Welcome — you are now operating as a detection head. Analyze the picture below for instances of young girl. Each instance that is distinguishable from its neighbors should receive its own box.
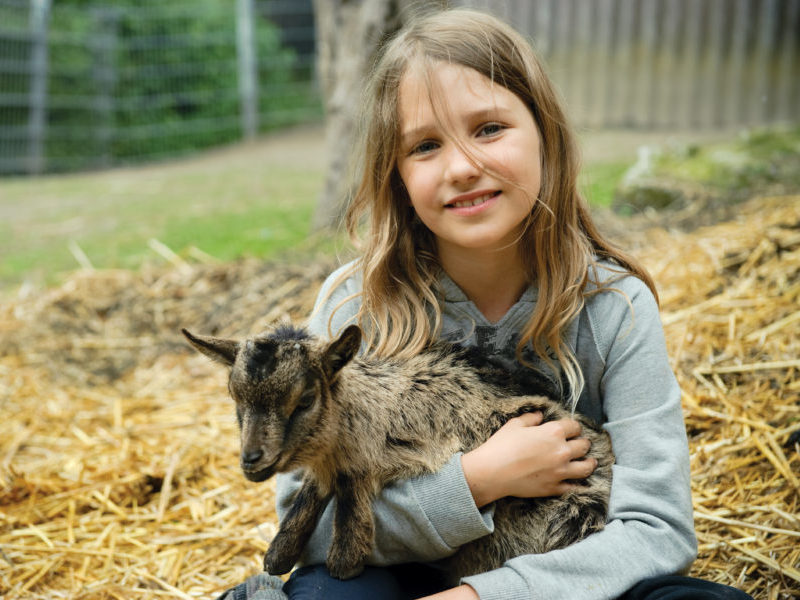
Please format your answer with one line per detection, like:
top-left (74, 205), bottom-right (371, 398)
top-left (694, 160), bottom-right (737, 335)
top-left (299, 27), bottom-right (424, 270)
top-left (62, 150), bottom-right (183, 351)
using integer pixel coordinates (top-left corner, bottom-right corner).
top-left (220, 8), bottom-right (752, 600)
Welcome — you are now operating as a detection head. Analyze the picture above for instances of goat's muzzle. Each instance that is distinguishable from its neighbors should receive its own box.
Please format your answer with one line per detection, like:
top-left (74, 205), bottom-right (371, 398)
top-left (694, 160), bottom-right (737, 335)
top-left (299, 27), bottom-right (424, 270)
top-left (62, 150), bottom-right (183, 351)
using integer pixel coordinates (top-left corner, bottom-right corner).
top-left (241, 460), bottom-right (279, 482)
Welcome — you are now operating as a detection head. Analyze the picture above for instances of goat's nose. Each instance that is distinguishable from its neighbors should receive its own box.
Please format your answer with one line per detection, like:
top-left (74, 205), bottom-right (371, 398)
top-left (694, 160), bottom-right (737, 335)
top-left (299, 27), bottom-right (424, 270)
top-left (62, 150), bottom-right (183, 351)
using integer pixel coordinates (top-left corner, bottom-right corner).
top-left (241, 449), bottom-right (263, 465)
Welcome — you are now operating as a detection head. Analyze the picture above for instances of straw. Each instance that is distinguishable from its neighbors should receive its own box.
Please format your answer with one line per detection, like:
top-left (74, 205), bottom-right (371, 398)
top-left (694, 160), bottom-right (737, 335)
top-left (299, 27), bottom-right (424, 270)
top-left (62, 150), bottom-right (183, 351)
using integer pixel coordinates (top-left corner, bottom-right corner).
top-left (1, 195), bottom-right (798, 599)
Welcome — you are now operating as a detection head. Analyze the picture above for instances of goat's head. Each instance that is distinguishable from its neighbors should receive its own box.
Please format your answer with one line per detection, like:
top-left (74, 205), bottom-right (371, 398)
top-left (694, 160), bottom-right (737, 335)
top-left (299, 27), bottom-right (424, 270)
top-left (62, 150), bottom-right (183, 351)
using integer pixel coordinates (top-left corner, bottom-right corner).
top-left (182, 324), bottom-right (361, 482)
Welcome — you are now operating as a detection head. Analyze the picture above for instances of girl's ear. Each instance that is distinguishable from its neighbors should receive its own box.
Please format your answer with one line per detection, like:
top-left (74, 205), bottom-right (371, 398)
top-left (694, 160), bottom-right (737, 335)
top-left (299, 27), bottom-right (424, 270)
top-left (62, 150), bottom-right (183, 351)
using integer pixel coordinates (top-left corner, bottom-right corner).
top-left (323, 325), bottom-right (362, 376)
top-left (182, 329), bottom-right (239, 367)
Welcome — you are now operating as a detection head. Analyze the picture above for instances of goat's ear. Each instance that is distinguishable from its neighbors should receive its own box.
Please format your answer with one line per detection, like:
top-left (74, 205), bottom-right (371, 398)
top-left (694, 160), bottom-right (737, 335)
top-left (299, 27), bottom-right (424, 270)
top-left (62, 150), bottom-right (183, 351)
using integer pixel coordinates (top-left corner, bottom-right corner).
top-left (182, 329), bottom-right (239, 367)
top-left (323, 325), bottom-right (361, 376)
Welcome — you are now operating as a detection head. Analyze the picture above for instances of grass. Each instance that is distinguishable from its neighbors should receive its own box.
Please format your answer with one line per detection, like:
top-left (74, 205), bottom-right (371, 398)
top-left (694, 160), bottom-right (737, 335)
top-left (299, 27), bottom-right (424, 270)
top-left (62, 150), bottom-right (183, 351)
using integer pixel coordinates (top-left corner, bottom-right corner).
top-left (579, 161), bottom-right (631, 208)
top-left (0, 130), bottom-right (328, 293)
top-left (0, 131), bottom-right (631, 294)
top-left (0, 170), bottom-right (321, 290)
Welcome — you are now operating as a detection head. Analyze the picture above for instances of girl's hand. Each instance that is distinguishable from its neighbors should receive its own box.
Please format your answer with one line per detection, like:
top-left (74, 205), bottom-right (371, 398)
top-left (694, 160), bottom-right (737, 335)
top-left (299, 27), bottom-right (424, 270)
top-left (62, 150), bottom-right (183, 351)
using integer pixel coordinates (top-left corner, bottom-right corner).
top-left (419, 584), bottom-right (480, 600)
top-left (461, 412), bottom-right (597, 507)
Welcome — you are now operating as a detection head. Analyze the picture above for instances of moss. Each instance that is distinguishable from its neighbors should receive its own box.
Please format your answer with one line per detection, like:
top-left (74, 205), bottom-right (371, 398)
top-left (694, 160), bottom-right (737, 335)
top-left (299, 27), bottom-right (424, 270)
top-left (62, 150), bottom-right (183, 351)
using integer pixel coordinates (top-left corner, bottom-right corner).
top-left (614, 127), bottom-right (800, 214)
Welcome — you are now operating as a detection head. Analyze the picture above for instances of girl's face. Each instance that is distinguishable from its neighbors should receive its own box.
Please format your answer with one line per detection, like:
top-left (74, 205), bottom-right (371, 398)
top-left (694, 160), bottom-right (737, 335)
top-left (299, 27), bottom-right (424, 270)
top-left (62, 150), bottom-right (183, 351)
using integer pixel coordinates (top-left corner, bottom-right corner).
top-left (396, 62), bottom-right (541, 260)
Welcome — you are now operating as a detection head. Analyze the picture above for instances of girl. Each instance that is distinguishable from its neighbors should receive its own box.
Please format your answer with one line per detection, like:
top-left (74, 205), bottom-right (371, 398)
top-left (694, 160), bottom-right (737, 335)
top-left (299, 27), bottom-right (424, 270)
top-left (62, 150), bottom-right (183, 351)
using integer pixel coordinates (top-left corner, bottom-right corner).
top-left (220, 8), bottom-right (752, 600)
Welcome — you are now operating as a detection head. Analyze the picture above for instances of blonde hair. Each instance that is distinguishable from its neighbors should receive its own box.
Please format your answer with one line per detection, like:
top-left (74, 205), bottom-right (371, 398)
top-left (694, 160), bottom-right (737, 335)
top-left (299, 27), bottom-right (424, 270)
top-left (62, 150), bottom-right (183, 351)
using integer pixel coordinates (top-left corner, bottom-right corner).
top-left (330, 8), bottom-right (657, 408)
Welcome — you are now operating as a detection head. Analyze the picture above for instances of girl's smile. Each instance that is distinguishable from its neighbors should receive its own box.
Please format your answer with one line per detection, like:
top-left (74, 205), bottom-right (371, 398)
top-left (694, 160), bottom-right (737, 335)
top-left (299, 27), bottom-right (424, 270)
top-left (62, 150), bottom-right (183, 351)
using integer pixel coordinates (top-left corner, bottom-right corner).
top-left (396, 62), bottom-right (542, 262)
top-left (446, 189), bottom-right (501, 213)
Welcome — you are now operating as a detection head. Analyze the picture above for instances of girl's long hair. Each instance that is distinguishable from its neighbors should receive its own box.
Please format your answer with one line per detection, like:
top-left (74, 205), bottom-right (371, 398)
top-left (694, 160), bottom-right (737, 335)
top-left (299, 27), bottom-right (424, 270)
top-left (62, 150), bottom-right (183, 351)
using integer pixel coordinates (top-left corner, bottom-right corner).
top-left (329, 8), bottom-right (657, 408)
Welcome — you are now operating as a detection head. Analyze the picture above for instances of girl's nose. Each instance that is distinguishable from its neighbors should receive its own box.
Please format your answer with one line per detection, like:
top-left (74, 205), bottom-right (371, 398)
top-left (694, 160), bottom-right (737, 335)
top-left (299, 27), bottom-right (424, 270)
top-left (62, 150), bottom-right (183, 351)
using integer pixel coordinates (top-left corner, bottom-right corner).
top-left (444, 143), bottom-right (481, 185)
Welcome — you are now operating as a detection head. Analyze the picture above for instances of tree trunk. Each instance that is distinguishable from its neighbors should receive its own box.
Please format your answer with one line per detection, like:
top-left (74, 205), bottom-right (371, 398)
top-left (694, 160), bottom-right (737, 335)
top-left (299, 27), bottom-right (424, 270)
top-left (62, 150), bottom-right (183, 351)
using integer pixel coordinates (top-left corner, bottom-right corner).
top-left (311, 0), bottom-right (438, 231)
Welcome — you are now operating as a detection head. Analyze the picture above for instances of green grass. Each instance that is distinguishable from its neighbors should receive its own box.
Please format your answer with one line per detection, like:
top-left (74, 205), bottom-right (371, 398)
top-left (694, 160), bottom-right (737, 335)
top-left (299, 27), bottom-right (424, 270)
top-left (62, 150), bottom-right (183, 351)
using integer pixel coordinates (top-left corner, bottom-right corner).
top-left (0, 137), bottom-right (632, 294)
top-left (0, 139), bottom-right (328, 292)
top-left (579, 161), bottom-right (631, 208)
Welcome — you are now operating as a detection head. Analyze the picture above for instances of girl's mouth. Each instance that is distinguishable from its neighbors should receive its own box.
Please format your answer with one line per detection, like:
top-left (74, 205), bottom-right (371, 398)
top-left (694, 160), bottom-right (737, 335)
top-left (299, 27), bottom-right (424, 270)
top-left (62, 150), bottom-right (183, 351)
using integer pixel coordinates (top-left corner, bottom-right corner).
top-left (447, 190), bottom-right (501, 209)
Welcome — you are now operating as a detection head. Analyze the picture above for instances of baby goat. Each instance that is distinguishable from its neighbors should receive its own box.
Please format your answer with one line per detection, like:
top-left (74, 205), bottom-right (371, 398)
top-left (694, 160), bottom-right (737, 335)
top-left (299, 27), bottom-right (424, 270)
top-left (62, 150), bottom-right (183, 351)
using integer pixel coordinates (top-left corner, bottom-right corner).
top-left (183, 324), bottom-right (613, 583)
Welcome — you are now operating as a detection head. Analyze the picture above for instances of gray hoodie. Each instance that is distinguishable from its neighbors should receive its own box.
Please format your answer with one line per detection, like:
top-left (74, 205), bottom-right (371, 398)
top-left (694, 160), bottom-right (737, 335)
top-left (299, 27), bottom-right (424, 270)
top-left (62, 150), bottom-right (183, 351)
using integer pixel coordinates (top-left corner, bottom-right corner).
top-left (275, 261), bottom-right (697, 600)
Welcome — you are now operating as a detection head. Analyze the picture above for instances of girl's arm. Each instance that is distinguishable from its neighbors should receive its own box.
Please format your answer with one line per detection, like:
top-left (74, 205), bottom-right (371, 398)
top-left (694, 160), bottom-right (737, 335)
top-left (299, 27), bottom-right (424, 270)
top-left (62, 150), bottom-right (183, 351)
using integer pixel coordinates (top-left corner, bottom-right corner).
top-left (278, 265), bottom-right (695, 599)
top-left (277, 264), bottom-right (588, 567)
top-left (455, 274), bottom-right (697, 600)
top-left (461, 411), bottom-right (596, 508)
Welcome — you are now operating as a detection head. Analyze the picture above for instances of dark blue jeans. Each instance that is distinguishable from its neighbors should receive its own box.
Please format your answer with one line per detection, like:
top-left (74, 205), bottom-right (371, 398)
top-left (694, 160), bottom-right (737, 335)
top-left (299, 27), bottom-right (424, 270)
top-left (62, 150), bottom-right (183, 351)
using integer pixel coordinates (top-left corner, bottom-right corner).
top-left (283, 563), bottom-right (449, 599)
top-left (281, 564), bottom-right (754, 599)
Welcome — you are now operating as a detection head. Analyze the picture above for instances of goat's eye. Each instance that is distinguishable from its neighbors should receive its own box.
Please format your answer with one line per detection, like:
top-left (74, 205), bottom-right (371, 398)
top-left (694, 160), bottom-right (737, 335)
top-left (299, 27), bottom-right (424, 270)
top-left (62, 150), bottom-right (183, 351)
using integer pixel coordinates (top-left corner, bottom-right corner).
top-left (297, 391), bottom-right (315, 410)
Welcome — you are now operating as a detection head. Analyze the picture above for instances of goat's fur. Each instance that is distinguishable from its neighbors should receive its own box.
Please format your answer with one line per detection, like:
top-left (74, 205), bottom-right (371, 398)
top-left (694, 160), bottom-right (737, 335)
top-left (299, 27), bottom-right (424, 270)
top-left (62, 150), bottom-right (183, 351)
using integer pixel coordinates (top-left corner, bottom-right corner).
top-left (183, 324), bottom-right (613, 583)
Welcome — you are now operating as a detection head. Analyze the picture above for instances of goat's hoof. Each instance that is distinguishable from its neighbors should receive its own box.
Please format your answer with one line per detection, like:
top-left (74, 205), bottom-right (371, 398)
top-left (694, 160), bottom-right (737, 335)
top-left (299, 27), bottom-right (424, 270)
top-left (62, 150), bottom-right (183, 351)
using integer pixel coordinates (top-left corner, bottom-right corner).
top-left (326, 539), bottom-right (368, 579)
top-left (326, 558), bottom-right (365, 580)
top-left (263, 548), bottom-right (295, 576)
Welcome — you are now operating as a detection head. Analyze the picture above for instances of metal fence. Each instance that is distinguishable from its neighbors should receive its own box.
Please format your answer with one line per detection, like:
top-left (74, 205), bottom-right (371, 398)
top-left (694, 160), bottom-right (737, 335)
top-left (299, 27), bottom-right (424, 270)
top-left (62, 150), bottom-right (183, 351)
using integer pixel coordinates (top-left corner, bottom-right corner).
top-left (1, 0), bottom-right (798, 176)
top-left (0, 0), bottom-right (319, 175)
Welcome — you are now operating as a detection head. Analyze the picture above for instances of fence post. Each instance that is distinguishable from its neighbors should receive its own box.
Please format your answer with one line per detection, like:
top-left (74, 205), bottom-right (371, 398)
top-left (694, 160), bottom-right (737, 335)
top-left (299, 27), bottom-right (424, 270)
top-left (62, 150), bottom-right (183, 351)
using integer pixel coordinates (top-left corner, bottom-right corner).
top-left (595, 0), bottom-right (616, 128)
top-left (775, 0), bottom-right (799, 123)
top-left (752, 0), bottom-right (780, 124)
top-left (236, 0), bottom-right (259, 139)
top-left (615, 0), bottom-right (636, 127)
top-left (679, 0), bottom-right (705, 129)
top-left (704, 0), bottom-right (727, 129)
top-left (28, 0), bottom-right (51, 174)
top-left (726, 0), bottom-right (750, 126)
top-left (91, 7), bottom-right (119, 169)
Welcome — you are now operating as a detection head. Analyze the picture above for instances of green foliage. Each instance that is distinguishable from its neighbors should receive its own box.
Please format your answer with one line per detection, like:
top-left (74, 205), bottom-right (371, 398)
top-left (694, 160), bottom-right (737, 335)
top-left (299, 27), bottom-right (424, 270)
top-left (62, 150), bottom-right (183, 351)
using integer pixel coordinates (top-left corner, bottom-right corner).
top-left (614, 127), bottom-right (800, 214)
top-left (654, 126), bottom-right (800, 191)
top-left (579, 161), bottom-right (630, 208)
top-left (14, 0), bottom-right (320, 172)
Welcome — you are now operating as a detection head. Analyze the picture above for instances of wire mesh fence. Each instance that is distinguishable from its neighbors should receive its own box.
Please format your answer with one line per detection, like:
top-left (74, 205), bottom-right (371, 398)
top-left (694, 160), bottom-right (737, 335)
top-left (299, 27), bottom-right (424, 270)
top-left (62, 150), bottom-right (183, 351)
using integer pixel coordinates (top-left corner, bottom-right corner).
top-left (0, 0), bottom-right (319, 175)
top-left (1, 0), bottom-right (798, 176)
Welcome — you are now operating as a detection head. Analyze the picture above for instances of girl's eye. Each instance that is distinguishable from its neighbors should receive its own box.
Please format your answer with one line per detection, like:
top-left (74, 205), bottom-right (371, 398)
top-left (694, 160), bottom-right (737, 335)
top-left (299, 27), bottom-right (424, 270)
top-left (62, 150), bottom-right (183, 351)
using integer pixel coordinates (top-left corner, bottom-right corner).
top-left (478, 123), bottom-right (504, 137)
top-left (410, 140), bottom-right (439, 155)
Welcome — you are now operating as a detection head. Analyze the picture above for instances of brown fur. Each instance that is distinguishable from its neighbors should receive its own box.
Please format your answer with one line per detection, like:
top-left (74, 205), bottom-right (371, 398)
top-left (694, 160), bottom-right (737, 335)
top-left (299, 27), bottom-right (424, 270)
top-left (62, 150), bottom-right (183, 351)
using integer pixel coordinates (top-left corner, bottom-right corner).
top-left (183, 324), bottom-right (613, 583)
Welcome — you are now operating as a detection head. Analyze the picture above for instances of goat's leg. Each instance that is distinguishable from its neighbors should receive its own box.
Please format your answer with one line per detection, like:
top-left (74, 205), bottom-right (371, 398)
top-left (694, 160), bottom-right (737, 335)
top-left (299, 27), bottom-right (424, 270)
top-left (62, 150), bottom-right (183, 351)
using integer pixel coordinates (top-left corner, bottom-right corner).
top-left (264, 478), bottom-right (329, 575)
top-left (326, 472), bottom-right (375, 579)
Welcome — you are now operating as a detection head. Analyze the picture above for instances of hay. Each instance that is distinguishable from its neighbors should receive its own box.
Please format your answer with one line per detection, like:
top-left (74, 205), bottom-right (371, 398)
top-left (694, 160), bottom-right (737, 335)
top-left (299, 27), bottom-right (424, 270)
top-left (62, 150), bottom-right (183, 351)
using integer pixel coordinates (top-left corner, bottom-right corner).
top-left (1, 258), bottom-right (335, 385)
top-left (1, 258), bottom-right (330, 599)
top-left (635, 196), bottom-right (800, 598)
top-left (1, 197), bottom-right (798, 599)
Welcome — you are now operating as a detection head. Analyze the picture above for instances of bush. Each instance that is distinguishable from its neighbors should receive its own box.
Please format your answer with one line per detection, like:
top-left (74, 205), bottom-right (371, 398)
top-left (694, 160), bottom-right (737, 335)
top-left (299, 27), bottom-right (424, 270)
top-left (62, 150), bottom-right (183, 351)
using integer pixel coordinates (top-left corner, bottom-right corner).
top-left (5, 0), bottom-right (317, 172)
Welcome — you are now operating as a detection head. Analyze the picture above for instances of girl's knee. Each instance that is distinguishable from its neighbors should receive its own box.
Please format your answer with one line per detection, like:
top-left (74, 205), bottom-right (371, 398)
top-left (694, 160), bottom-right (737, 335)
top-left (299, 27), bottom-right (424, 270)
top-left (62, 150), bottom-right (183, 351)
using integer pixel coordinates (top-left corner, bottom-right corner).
top-left (621, 575), bottom-right (754, 600)
top-left (283, 564), bottom-right (407, 600)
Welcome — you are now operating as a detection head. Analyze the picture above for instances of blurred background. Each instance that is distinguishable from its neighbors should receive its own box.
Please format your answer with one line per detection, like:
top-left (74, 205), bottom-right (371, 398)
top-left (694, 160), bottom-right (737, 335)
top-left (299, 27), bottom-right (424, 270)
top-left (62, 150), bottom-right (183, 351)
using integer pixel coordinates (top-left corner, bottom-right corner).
top-left (2, 0), bottom-right (797, 174)
top-left (1, 0), bottom-right (799, 292)
top-left (1, 0), bottom-right (319, 175)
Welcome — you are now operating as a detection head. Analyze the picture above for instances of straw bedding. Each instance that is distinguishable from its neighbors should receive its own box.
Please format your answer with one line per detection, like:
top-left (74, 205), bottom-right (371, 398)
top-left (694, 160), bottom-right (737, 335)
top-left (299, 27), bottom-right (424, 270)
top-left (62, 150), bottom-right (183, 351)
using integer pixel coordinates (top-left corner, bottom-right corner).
top-left (1, 196), bottom-right (798, 599)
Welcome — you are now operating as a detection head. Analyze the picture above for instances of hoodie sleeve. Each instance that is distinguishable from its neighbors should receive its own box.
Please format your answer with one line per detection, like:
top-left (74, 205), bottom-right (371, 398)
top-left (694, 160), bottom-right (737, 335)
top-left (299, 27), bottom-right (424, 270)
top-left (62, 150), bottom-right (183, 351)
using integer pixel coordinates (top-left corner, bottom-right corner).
top-left (461, 275), bottom-right (697, 599)
top-left (276, 268), bottom-right (696, 599)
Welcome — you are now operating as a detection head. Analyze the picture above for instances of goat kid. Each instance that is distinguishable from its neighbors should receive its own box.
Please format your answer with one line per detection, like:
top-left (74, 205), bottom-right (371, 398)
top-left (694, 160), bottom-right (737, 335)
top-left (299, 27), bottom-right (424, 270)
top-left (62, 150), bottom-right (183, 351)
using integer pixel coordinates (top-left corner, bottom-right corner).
top-left (183, 324), bottom-right (613, 583)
